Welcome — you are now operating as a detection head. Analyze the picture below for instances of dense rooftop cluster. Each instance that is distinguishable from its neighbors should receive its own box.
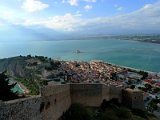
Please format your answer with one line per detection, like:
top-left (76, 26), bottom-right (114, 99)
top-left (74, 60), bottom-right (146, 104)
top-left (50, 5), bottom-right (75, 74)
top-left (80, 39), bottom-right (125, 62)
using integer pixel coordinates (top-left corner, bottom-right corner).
top-left (62, 61), bottom-right (123, 85)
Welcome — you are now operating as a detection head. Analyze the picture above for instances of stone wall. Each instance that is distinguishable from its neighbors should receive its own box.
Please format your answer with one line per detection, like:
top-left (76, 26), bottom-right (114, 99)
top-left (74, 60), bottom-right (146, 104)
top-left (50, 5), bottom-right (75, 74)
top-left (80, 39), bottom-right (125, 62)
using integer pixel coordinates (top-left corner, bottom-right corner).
top-left (109, 85), bottom-right (123, 103)
top-left (0, 96), bottom-right (42, 120)
top-left (102, 84), bottom-right (111, 101)
top-left (70, 84), bottom-right (123, 107)
top-left (0, 83), bottom-right (144, 120)
top-left (0, 84), bottom-right (71, 120)
top-left (70, 84), bottom-right (103, 106)
top-left (41, 84), bottom-right (71, 120)
top-left (131, 92), bottom-right (145, 110)
top-left (122, 88), bottom-right (145, 110)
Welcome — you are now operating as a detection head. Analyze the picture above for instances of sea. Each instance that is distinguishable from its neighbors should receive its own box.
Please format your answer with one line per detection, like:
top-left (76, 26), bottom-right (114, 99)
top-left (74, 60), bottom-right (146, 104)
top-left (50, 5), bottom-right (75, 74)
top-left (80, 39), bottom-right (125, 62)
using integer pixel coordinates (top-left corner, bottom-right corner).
top-left (0, 39), bottom-right (160, 73)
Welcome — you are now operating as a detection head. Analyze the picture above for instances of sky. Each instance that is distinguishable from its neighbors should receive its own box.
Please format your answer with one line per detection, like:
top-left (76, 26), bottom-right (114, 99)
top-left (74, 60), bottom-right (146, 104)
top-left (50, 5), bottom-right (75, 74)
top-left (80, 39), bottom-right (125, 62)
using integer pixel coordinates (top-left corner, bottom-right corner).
top-left (0, 0), bottom-right (160, 41)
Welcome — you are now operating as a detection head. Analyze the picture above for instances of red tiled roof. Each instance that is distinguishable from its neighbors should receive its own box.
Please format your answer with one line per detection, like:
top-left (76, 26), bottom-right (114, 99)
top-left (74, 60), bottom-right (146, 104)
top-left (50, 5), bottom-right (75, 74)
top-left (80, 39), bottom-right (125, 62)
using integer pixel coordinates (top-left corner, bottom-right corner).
top-left (144, 79), bottom-right (153, 84)
top-left (155, 83), bottom-right (160, 87)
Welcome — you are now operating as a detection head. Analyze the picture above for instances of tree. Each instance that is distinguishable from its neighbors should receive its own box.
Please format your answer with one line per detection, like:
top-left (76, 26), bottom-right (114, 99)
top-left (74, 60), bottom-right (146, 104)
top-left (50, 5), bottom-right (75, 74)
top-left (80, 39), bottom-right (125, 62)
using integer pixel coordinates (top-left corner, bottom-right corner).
top-left (147, 99), bottom-right (158, 112)
top-left (144, 84), bottom-right (152, 90)
top-left (139, 71), bottom-right (148, 80)
top-left (111, 73), bottom-right (118, 80)
top-left (130, 85), bottom-right (135, 89)
top-left (0, 71), bottom-right (18, 101)
top-left (153, 87), bottom-right (160, 93)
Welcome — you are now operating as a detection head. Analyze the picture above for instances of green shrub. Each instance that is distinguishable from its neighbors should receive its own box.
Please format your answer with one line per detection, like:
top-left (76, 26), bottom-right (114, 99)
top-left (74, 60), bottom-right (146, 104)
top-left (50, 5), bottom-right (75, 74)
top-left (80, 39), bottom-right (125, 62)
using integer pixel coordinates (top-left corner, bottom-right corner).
top-left (15, 78), bottom-right (39, 95)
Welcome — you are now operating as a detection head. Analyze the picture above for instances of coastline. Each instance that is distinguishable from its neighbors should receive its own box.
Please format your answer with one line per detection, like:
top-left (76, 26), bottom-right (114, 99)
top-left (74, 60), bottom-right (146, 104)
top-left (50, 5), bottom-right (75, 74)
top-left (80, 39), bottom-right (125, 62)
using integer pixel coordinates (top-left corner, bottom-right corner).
top-left (64, 59), bottom-right (159, 74)
top-left (134, 40), bottom-right (160, 44)
top-left (102, 61), bottom-right (157, 74)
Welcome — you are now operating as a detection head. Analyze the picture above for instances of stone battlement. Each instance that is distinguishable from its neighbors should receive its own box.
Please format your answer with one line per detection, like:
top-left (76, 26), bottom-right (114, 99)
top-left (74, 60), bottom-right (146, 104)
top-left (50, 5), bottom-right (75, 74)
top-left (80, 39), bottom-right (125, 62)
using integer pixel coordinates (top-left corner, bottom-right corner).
top-left (0, 83), bottom-right (144, 120)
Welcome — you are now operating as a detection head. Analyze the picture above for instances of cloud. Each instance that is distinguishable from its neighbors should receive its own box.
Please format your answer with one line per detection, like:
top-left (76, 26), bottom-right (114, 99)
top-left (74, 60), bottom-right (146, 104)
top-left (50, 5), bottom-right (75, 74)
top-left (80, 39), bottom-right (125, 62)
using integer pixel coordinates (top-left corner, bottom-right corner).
top-left (114, 4), bottom-right (123, 11)
top-left (44, 13), bottom-right (81, 31)
top-left (10, 1), bottom-right (160, 34)
top-left (0, 9), bottom-right (15, 21)
top-left (63, 0), bottom-right (96, 6)
top-left (22, 0), bottom-right (49, 12)
top-left (84, 5), bottom-right (92, 11)
top-left (0, 6), bottom-right (24, 24)
top-left (88, 2), bottom-right (160, 32)
top-left (84, 0), bottom-right (96, 3)
top-left (20, 13), bottom-right (84, 31)
top-left (143, 4), bottom-right (152, 9)
top-left (67, 0), bottom-right (78, 6)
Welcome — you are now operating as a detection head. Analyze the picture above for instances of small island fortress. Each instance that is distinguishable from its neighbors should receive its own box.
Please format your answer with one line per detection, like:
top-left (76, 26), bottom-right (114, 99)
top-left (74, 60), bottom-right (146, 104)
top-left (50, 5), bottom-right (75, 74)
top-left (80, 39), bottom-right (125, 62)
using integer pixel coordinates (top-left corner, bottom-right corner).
top-left (0, 83), bottom-right (144, 120)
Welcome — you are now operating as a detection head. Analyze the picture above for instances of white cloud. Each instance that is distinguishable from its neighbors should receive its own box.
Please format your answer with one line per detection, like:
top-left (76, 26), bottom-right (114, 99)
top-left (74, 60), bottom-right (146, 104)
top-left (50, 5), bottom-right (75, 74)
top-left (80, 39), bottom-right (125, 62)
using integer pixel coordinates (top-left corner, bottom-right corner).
top-left (84, 0), bottom-right (96, 3)
top-left (84, 5), bottom-right (92, 11)
top-left (143, 4), bottom-right (152, 9)
top-left (10, 2), bottom-right (160, 33)
top-left (89, 2), bottom-right (160, 32)
top-left (67, 0), bottom-right (78, 6)
top-left (114, 4), bottom-right (123, 11)
top-left (0, 6), bottom-right (24, 23)
top-left (63, 0), bottom-right (96, 6)
top-left (22, 0), bottom-right (49, 12)
top-left (44, 13), bottom-right (79, 31)
top-left (20, 13), bottom-right (83, 31)
top-left (0, 10), bottom-right (15, 21)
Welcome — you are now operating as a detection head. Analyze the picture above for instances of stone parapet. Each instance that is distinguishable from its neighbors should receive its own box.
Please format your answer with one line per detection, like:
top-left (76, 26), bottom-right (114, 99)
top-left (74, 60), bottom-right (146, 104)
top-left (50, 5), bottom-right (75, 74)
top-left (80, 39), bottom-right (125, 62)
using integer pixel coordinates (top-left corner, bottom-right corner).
top-left (0, 83), bottom-right (144, 120)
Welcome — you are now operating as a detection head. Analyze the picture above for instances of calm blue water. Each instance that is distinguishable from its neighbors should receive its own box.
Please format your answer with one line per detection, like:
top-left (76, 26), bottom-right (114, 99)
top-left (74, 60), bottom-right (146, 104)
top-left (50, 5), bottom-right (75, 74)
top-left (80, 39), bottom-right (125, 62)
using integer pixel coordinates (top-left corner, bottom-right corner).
top-left (0, 39), bottom-right (160, 72)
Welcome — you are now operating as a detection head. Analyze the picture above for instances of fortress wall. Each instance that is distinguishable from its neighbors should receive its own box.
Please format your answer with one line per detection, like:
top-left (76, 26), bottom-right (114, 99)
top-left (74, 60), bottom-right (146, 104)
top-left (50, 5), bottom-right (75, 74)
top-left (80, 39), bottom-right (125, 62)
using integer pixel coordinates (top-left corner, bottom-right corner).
top-left (109, 85), bottom-right (123, 103)
top-left (41, 84), bottom-right (71, 120)
top-left (0, 84), bottom-right (71, 120)
top-left (122, 89), bottom-right (132, 108)
top-left (131, 92), bottom-right (145, 110)
top-left (102, 84), bottom-right (110, 101)
top-left (0, 96), bottom-right (42, 120)
top-left (70, 84), bottom-right (103, 106)
top-left (0, 83), bottom-right (145, 120)
top-left (122, 89), bottom-right (145, 110)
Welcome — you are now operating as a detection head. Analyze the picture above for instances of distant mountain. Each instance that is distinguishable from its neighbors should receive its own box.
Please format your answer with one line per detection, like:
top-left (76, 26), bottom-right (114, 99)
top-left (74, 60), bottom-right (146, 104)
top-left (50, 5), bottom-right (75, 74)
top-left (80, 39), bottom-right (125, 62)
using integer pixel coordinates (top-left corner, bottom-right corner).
top-left (0, 25), bottom-right (65, 41)
top-left (1, 24), bottom-right (160, 41)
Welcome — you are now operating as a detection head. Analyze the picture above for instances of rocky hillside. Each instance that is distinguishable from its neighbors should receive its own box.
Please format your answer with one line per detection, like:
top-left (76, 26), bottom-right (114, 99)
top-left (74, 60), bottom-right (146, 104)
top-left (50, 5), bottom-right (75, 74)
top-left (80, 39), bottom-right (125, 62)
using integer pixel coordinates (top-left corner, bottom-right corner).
top-left (0, 55), bottom-right (63, 79)
top-left (0, 55), bottom-right (64, 95)
top-left (0, 56), bottom-right (27, 77)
